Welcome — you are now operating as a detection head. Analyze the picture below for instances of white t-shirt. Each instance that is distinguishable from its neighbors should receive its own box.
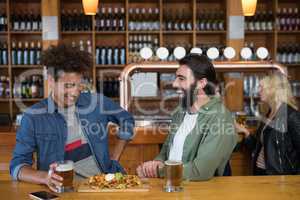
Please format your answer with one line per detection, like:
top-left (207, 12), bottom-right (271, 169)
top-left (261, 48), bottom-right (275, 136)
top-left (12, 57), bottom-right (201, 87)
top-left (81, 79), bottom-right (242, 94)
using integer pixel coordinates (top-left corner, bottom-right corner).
top-left (168, 112), bottom-right (199, 161)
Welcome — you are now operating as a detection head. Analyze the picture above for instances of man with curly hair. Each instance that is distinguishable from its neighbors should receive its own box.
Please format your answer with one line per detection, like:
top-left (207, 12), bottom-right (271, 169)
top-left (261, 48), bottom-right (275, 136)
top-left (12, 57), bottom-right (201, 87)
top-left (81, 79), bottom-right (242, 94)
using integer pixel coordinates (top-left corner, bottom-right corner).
top-left (10, 44), bottom-right (134, 192)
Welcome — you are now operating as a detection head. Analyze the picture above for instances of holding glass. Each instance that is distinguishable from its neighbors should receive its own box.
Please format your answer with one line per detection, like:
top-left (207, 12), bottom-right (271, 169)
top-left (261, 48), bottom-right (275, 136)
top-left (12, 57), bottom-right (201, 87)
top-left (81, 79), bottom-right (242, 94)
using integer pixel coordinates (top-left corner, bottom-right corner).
top-left (53, 160), bottom-right (74, 193)
top-left (164, 160), bottom-right (183, 192)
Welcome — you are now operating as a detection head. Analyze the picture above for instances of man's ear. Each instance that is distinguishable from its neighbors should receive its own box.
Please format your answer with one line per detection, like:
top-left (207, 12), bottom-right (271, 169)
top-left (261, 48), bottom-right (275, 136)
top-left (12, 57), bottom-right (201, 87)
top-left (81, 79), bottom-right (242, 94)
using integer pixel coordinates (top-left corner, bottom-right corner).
top-left (197, 78), bottom-right (208, 89)
top-left (47, 74), bottom-right (55, 91)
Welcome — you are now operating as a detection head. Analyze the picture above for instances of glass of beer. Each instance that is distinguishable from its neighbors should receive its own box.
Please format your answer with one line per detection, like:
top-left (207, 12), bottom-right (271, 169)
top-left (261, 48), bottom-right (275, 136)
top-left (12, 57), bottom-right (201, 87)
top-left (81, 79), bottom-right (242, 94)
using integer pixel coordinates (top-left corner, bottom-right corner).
top-left (54, 160), bottom-right (74, 193)
top-left (236, 111), bottom-right (247, 126)
top-left (164, 160), bottom-right (183, 192)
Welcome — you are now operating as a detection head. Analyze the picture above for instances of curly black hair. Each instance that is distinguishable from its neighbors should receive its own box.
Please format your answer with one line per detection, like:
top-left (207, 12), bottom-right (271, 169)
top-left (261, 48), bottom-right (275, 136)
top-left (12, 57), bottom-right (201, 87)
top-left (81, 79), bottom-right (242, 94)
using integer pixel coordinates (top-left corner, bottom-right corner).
top-left (40, 43), bottom-right (93, 80)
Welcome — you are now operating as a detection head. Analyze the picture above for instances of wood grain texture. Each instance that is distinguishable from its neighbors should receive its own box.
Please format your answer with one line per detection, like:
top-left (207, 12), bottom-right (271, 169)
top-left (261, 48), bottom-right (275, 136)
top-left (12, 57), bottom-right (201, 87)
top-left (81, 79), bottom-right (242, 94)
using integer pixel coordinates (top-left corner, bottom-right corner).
top-left (0, 176), bottom-right (300, 200)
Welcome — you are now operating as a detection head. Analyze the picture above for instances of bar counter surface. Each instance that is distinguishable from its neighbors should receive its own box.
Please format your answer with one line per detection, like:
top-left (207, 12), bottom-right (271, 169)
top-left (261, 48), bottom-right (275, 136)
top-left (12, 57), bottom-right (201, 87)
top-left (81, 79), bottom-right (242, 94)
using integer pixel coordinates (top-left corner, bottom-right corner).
top-left (0, 176), bottom-right (299, 200)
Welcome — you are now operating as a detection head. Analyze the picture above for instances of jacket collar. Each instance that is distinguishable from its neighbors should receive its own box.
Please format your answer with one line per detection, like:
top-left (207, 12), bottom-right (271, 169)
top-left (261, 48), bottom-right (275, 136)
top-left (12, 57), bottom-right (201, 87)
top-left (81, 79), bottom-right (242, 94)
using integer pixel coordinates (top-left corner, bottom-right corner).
top-left (177, 96), bottom-right (221, 115)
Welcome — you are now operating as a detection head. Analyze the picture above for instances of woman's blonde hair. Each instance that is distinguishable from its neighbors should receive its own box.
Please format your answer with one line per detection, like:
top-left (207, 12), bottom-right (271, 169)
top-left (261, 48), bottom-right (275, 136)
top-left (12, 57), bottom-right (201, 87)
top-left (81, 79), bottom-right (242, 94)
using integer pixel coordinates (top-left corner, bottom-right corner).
top-left (260, 72), bottom-right (298, 112)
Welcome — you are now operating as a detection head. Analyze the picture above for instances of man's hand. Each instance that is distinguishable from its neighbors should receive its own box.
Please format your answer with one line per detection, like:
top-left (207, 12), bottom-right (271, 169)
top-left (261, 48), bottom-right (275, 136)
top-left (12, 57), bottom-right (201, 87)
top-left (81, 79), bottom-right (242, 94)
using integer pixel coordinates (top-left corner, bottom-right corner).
top-left (44, 163), bottom-right (63, 193)
top-left (136, 160), bottom-right (164, 178)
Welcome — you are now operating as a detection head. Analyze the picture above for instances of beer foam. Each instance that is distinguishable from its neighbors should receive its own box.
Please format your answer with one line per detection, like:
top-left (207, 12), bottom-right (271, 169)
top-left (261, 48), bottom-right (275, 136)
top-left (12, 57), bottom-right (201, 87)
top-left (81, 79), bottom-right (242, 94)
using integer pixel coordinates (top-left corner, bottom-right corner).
top-left (55, 161), bottom-right (74, 172)
top-left (164, 160), bottom-right (182, 166)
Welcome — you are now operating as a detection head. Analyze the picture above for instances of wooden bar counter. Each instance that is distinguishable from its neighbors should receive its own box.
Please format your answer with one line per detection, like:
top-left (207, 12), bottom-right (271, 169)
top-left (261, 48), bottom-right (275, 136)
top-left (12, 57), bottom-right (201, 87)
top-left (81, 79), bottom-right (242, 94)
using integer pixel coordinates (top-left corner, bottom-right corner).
top-left (0, 176), bottom-right (299, 200)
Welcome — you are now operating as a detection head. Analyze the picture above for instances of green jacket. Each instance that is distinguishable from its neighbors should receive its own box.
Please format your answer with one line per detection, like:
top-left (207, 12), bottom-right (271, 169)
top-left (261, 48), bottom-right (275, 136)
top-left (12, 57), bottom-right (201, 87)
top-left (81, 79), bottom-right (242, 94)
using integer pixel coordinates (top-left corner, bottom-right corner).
top-left (155, 96), bottom-right (238, 181)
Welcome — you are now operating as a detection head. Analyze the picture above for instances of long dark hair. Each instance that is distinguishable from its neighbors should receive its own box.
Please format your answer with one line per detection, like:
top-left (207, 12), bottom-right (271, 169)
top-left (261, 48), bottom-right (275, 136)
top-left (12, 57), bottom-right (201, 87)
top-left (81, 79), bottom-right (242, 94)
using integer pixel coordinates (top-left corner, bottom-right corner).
top-left (179, 53), bottom-right (218, 95)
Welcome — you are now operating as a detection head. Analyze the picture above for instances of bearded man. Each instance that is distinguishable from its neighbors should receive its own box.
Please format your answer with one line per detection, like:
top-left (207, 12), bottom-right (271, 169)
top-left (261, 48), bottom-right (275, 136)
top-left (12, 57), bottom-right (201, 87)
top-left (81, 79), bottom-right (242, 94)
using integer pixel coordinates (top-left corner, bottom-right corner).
top-left (136, 54), bottom-right (237, 181)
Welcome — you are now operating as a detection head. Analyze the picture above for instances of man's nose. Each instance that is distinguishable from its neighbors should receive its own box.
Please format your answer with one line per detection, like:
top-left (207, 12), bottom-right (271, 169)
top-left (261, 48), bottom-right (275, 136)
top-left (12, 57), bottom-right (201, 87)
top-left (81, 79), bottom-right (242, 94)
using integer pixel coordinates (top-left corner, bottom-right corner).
top-left (173, 79), bottom-right (179, 88)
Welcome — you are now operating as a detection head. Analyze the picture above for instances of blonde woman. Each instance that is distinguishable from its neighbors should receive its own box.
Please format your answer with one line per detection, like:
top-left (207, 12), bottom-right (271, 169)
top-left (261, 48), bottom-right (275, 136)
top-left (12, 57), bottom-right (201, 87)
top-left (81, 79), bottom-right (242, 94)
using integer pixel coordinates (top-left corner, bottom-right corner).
top-left (242, 73), bottom-right (300, 175)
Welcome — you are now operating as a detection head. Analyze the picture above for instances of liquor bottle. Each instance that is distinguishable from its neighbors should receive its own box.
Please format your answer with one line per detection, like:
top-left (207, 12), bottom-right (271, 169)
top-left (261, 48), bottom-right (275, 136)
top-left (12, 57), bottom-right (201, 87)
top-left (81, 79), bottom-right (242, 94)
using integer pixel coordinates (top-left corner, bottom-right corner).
top-left (95, 45), bottom-right (100, 65)
top-left (36, 41), bottom-right (41, 65)
top-left (5, 77), bottom-right (10, 98)
top-left (66, 9), bottom-right (73, 31)
top-left (26, 10), bottom-right (32, 31)
top-left (1, 43), bottom-right (8, 65)
top-left (107, 45), bottom-right (113, 65)
top-left (128, 8), bottom-right (136, 30)
top-left (280, 8), bottom-right (288, 31)
top-left (20, 77), bottom-right (27, 98)
top-left (266, 10), bottom-right (273, 31)
top-left (100, 44), bottom-right (107, 65)
top-left (296, 8), bottom-right (300, 30)
top-left (19, 11), bottom-right (26, 31)
top-left (218, 11), bottom-right (225, 30)
top-left (23, 41), bottom-right (29, 65)
top-left (13, 76), bottom-right (21, 98)
top-left (29, 41), bottom-right (36, 65)
top-left (173, 9), bottom-right (180, 31)
top-left (26, 77), bottom-right (32, 98)
top-left (205, 10), bottom-right (212, 30)
top-left (17, 41), bottom-right (23, 65)
top-left (120, 43), bottom-right (126, 65)
top-left (61, 9), bottom-right (67, 31)
top-left (11, 12), bottom-right (19, 31)
top-left (31, 76), bottom-right (38, 98)
top-left (79, 40), bottom-right (84, 51)
top-left (105, 7), bottom-right (112, 31)
top-left (118, 7), bottom-right (125, 31)
top-left (0, 76), bottom-right (5, 98)
top-left (197, 9), bottom-right (205, 30)
top-left (113, 44), bottom-right (119, 65)
top-left (32, 11), bottom-right (39, 31)
top-left (38, 76), bottom-right (44, 98)
top-left (100, 7), bottom-right (106, 31)
top-left (164, 9), bottom-right (173, 30)
top-left (112, 7), bottom-right (118, 31)
top-left (11, 42), bottom-right (17, 65)
top-left (0, 10), bottom-right (7, 31)
top-left (86, 40), bottom-right (92, 54)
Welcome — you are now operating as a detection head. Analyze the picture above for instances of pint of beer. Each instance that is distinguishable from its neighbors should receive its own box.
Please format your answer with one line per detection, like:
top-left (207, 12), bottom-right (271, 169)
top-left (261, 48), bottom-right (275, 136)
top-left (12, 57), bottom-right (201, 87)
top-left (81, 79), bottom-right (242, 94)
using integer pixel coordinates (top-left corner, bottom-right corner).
top-left (54, 160), bottom-right (74, 192)
top-left (164, 160), bottom-right (183, 192)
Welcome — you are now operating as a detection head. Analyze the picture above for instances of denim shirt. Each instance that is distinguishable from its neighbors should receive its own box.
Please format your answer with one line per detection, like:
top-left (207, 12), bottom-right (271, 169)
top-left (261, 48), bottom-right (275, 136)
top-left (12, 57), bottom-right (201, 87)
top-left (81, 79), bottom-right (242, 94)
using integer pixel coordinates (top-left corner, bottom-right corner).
top-left (10, 92), bottom-right (135, 180)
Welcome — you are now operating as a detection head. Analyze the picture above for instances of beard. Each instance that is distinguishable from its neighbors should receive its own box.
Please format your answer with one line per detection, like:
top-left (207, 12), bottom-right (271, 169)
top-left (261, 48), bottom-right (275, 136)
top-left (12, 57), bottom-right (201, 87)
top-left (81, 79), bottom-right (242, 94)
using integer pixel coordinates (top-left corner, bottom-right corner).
top-left (180, 83), bottom-right (197, 110)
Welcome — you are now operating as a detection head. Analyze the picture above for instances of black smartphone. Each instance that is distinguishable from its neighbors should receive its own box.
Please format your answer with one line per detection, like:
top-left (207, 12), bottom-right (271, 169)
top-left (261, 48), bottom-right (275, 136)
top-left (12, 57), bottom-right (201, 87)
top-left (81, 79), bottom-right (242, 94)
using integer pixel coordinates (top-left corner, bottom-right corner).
top-left (29, 191), bottom-right (59, 200)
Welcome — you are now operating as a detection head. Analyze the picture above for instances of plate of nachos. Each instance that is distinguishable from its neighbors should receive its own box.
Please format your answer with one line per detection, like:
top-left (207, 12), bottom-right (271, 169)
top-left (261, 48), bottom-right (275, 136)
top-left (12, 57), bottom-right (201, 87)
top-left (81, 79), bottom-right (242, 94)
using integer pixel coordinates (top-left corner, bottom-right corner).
top-left (77, 173), bottom-right (149, 192)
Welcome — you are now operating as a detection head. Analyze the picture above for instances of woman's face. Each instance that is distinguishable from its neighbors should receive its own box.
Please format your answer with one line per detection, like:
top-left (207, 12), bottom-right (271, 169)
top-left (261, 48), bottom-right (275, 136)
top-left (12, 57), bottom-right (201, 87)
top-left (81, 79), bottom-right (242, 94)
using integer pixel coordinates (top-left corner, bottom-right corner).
top-left (259, 81), bottom-right (268, 103)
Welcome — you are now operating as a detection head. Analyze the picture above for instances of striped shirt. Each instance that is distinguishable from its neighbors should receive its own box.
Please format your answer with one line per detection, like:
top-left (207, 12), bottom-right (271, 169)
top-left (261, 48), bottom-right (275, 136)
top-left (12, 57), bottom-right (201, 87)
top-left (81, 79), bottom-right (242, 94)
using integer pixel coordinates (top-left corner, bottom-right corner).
top-left (59, 106), bottom-right (101, 179)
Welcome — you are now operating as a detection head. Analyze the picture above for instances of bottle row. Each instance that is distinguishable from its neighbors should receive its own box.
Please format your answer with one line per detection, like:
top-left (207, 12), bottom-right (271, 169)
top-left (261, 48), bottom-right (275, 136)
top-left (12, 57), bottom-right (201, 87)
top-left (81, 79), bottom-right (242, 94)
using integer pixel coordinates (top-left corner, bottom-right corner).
top-left (243, 75), bottom-right (260, 98)
top-left (96, 7), bottom-right (125, 31)
top-left (276, 8), bottom-right (300, 31)
top-left (71, 40), bottom-right (92, 54)
top-left (129, 7), bottom-right (159, 31)
top-left (61, 9), bottom-right (92, 31)
top-left (291, 81), bottom-right (300, 97)
top-left (13, 75), bottom-right (44, 99)
top-left (95, 44), bottom-right (126, 65)
top-left (0, 76), bottom-right (10, 98)
top-left (277, 44), bottom-right (300, 64)
top-left (11, 41), bottom-right (42, 65)
top-left (10, 11), bottom-right (42, 32)
top-left (0, 11), bottom-right (7, 32)
top-left (196, 10), bottom-right (225, 31)
top-left (245, 10), bottom-right (274, 31)
top-left (0, 75), bottom-right (44, 99)
top-left (96, 77), bottom-right (120, 98)
top-left (128, 34), bottom-right (159, 63)
top-left (60, 7), bottom-right (225, 32)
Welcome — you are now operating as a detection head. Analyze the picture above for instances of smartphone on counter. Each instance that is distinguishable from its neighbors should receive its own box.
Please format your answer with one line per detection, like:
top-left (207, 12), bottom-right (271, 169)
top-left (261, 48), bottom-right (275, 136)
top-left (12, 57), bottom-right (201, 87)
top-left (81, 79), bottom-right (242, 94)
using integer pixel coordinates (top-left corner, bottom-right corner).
top-left (29, 191), bottom-right (59, 200)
